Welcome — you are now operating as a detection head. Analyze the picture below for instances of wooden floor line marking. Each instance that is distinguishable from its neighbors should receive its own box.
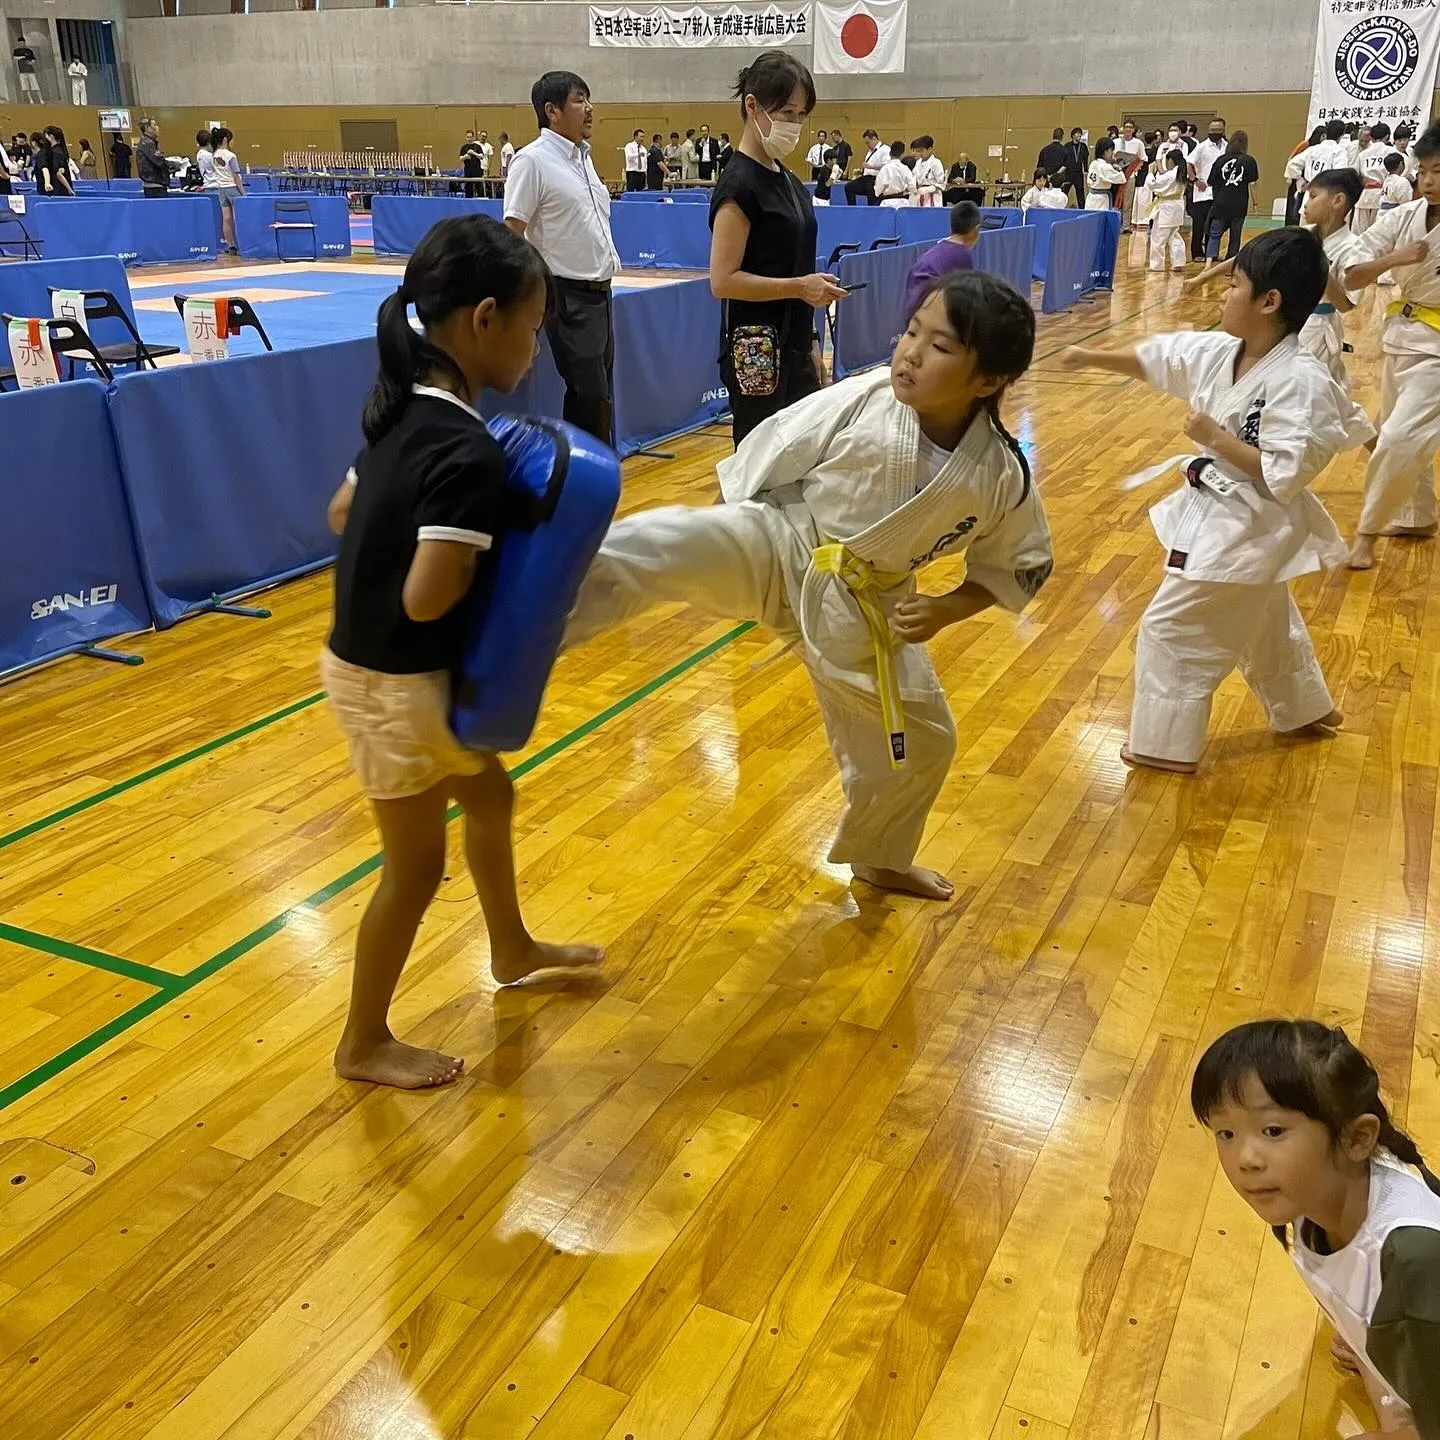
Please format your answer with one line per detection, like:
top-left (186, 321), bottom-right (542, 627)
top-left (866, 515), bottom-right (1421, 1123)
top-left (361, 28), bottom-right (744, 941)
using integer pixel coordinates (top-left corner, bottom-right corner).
top-left (0, 621), bottom-right (755, 1117)
top-left (0, 922), bottom-right (178, 991)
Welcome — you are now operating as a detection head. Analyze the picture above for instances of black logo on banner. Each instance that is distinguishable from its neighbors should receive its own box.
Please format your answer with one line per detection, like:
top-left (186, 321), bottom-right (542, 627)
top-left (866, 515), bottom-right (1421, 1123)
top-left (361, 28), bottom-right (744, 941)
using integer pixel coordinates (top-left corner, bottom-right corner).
top-left (1335, 18), bottom-right (1420, 102)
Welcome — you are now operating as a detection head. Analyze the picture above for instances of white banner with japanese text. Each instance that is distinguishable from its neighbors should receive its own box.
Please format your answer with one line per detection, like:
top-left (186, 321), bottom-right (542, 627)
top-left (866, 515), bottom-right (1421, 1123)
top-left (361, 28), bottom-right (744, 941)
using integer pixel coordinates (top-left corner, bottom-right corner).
top-left (589, 3), bottom-right (811, 47)
top-left (1307, 0), bottom-right (1440, 133)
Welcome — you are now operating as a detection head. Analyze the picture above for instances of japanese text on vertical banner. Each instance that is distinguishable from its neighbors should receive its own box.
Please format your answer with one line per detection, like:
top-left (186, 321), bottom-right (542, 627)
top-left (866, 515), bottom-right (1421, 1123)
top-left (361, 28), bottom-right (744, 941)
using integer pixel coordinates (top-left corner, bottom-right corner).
top-left (1307, 0), bottom-right (1440, 131)
top-left (589, 3), bottom-right (811, 46)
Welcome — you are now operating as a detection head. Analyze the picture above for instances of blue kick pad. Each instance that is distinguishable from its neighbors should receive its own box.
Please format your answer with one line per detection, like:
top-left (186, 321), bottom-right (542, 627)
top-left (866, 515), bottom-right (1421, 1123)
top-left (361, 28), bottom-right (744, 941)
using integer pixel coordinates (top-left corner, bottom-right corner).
top-left (450, 417), bottom-right (621, 752)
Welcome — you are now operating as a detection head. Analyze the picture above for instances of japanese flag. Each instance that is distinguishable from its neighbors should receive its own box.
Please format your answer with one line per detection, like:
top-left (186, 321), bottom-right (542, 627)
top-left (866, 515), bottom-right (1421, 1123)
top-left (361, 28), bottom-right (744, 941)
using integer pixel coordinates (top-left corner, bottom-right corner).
top-left (813, 0), bottom-right (908, 74)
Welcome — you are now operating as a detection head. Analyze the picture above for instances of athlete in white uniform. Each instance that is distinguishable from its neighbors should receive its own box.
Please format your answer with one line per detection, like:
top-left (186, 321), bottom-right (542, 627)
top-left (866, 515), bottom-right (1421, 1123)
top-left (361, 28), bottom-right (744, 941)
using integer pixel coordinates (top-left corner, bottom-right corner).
top-left (1145, 148), bottom-right (1188, 271)
top-left (1085, 138), bottom-right (1127, 211)
top-left (1354, 123), bottom-right (1395, 234)
top-left (1343, 121), bottom-right (1440, 570)
top-left (1062, 229), bottom-right (1372, 772)
top-left (910, 137), bottom-right (946, 208)
top-left (567, 274), bottom-right (1052, 900)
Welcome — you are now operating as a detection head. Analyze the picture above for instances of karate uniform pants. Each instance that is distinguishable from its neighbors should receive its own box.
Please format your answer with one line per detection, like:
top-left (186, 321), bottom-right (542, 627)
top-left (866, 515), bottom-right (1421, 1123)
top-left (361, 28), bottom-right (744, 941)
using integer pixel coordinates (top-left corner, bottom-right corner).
top-left (1353, 201), bottom-right (1380, 235)
top-left (1148, 224), bottom-right (1186, 270)
top-left (70, 78), bottom-right (86, 105)
top-left (1130, 575), bottom-right (1335, 764)
top-left (1358, 351), bottom-right (1440, 535)
top-left (567, 503), bottom-right (957, 872)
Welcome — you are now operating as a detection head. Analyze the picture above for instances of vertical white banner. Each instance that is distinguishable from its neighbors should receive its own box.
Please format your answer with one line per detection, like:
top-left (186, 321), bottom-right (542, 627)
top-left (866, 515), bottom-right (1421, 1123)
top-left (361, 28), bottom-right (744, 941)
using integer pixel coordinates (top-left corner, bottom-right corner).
top-left (1308, 0), bottom-right (1440, 134)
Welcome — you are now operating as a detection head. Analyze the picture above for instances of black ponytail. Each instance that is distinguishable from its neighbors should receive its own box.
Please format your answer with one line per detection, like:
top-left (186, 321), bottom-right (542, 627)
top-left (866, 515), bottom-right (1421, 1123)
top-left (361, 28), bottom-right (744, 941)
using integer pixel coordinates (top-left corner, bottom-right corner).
top-left (923, 270), bottom-right (1035, 497)
top-left (361, 214), bottom-right (551, 447)
top-left (1192, 1019), bottom-right (1440, 1248)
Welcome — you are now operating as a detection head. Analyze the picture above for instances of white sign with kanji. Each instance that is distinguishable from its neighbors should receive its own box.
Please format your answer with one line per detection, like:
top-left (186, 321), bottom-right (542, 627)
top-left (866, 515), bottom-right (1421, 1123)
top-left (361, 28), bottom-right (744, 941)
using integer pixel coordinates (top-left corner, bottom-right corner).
top-left (182, 298), bottom-right (229, 363)
top-left (1308, 0), bottom-right (1440, 132)
top-left (589, 3), bottom-right (810, 46)
top-left (51, 289), bottom-right (86, 325)
top-left (7, 318), bottom-right (61, 388)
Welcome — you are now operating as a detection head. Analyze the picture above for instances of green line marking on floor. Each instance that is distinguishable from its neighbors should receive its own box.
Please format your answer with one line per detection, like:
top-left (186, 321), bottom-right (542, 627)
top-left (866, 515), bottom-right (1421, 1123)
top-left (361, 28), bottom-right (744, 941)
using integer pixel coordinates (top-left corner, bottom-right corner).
top-left (0, 622), bottom-right (755, 1116)
top-left (0, 923), bottom-right (179, 992)
top-left (0, 692), bottom-right (329, 855)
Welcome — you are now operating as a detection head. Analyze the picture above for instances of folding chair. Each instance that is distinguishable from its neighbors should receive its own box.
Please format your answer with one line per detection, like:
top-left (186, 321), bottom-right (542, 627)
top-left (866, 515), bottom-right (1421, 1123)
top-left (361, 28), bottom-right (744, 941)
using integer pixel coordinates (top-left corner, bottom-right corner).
top-left (172, 293), bottom-right (274, 352)
top-left (980, 213), bottom-right (1010, 231)
top-left (270, 197), bottom-right (318, 262)
top-left (825, 241), bottom-right (861, 272)
top-left (868, 236), bottom-right (901, 251)
top-left (0, 313), bottom-right (114, 385)
top-left (47, 287), bottom-right (181, 372)
top-left (0, 208), bottom-right (43, 261)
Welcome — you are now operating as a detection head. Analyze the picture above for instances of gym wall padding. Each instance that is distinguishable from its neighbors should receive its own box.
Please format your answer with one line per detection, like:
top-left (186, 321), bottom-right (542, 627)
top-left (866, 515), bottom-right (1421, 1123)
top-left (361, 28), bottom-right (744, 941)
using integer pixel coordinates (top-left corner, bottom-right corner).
top-left (233, 194), bottom-right (352, 260)
top-left (106, 336), bottom-right (376, 627)
top-left (0, 380), bottom-right (153, 678)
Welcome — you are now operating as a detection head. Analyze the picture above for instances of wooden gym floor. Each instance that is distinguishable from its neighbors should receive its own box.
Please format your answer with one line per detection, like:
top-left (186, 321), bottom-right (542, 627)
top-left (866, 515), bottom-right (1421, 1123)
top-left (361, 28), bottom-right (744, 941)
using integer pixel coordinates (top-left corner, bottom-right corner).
top-left (1, 236), bottom-right (1434, 1440)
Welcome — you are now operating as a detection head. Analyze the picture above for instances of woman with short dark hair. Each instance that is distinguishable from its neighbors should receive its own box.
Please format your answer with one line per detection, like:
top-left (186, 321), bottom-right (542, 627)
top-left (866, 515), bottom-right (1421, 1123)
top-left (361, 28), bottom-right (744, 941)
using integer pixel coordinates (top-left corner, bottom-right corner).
top-left (708, 50), bottom-right (846, 447)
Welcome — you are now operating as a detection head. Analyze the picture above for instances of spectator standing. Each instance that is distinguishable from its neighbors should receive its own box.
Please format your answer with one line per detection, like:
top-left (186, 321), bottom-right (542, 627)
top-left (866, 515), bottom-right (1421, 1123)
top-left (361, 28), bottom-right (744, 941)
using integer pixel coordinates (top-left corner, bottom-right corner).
top-left (0, 136), bottom-right (15, 196)
top-left (696, 125), bottom-right (719, 181)
top-left (623, 128), bottom-right (646, 191)
top-left (680, 128), bottom-right (698, 180)
top-left (460, 130), bottom-right (485, 189)
top-left (1202, 130), bottom-right (1257, 265)
top-left (110, 131), bottom-right (133, 179)
top-left (708, 49), bottom-right (843, 446)
top-left (664, 131), bottom-right (682, 173)
top-left (77, 137), bottom-right (98, 181)
top-left (806, 129), bottom-right (830, 184)
top-left (37, 125), bottom-right (75, 197)
top-left (828, 127), bottom-right (852, 179)
top-left (717, 132), bottom-right (734, 174)
top-left (12, 35), bottom-right (41, 104)
top-left (504, 70), bottom-right (620, 446)
top-left (1187, 116), bottom-right (1227, 262)
top-left (67, 56), bottom-right (87, 106)
top-left (1038, 128), bottom-right (1069, 186)
top-left (1115, 119), bottom-right (1146, 228)
top-left (1064, 127), bottom-right (1089, 208)
top-left (499, 132), bottom-right (515, 179)
top-left (646, 132), bottom-right (667, 190)
top-left (196, 128), bottom-right (239, 251)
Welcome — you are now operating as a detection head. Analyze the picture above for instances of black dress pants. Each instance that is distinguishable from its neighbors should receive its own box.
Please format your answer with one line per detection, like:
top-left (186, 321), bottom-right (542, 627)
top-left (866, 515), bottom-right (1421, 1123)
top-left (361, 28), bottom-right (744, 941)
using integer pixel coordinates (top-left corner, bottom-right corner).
top-left (547, 278), bottom-right (615, 448)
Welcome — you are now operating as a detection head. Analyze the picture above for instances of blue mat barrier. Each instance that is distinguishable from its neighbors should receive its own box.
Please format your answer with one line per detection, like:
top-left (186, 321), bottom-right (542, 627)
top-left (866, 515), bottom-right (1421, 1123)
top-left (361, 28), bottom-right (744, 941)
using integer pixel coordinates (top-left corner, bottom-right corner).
top-left (609, 203), bottom-right (711, 269)
top-left (14, 195), bottom-right (221, 266)
top-left (0, 255), bottom-right (144, 356)
top-left (371, 195), bottom-right (504, 255)
top-left (0, 380), bottom-right (152, 678)
top-left (1042, 214), bottom-right (1107, 314)
top-left (1025, 206), bottom-right (1120, 289)
top-left (974, 224), bottom-right (1037, 299)
top-left (233, 194), bottom-right (352, 260)
top-left (107, 336), bottom-right (375, 627)
top-left (832, 241), bottom-right (927, 380)
top-left (616, 189), bottom-right (711, 202)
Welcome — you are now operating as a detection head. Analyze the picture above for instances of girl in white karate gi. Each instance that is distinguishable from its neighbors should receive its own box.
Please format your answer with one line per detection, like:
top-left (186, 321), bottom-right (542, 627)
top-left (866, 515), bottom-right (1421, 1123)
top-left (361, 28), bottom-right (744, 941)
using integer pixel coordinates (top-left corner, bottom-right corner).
top-left (1085, 137), bottom-right (1128, 211)
top-left (1060, 228), bottom-right (1373, 773)
top-left (568, 271), bottom-right (1053, 899)
top-left (1341, 121), bottom-right (1440, 571)
top-left (1144, 146), bottom-right (1188, 272)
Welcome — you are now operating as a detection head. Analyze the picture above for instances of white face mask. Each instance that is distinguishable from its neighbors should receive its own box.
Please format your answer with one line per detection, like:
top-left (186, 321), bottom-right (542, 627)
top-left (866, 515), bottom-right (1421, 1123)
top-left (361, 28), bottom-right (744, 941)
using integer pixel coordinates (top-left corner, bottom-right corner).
top-left (759, 114), bottom-right (803, 160)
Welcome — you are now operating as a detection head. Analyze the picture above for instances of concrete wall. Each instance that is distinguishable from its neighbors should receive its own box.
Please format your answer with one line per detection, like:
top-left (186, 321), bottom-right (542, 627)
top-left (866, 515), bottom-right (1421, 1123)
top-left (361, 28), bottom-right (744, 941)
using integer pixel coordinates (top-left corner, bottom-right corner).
top-left (122, 0), bottom-right (1318, 108)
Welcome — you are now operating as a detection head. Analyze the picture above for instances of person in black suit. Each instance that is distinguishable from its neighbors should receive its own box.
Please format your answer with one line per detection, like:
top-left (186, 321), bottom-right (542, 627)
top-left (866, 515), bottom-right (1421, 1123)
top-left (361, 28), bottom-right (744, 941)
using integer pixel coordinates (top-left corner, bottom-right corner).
top-left (1064, 127), bottom-right (1089, 208)
top-left (942, 154), bottom-right (982, 206)
top-left (1038, 127), bottom-right (1068, 187)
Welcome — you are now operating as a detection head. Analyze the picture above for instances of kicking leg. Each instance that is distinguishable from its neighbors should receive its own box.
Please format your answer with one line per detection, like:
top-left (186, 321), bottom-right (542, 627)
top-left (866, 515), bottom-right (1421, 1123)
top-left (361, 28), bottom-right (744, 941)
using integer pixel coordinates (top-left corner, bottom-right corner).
top-left (450, 759), bottom-right (603, 985)
top-left (1237, 584), bottom-right (1342, 738)
top-left (567, 502), bottom-right (794, 648)
top-left (811, 656), bottom-right (958, 900)
top-left (335, 786), bottom-right (464, 1089)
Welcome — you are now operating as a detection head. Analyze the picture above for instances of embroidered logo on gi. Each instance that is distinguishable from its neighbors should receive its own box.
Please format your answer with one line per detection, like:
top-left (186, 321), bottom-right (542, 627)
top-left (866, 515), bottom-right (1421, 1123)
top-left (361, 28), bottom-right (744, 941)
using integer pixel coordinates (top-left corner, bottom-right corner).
top-left (890, 732), bottom-right (906, 763)
top-left (1167, 548), bottom-right (1188, 571)
top-left (911, 516), bottom-right (978, 570)
top-left (1239, 396), bottom-right (1264, 449)
top-left (1013, 561), bottom-right (1053, 599)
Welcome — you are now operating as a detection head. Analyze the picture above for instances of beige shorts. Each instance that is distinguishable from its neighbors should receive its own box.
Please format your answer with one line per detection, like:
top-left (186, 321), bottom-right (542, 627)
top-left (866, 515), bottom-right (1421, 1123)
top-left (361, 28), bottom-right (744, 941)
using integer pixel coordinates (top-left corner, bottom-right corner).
top-left (320, 647), bottom-right (489, 801)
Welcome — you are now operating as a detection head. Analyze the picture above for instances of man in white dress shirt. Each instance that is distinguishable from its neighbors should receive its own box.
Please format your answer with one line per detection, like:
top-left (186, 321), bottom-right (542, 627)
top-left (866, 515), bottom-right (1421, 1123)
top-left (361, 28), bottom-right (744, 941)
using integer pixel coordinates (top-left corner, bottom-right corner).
top-left (623, 128), bottom-right (646, 192)
top-left (505, 70), bottom-right (622, 446)
top-left (1188, 116), bottom-right (1227, 262)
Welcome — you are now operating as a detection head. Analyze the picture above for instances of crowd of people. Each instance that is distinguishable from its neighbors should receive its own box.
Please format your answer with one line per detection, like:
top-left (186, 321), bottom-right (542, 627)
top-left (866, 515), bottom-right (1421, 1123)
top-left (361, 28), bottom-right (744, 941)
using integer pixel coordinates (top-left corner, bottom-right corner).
top-left (0, 124), bottom-right (84, 196)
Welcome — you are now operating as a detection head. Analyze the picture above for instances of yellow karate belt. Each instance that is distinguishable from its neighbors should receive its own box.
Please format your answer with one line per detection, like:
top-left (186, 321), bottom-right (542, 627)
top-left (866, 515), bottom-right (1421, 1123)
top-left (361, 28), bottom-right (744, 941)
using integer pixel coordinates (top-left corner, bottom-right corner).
top-left (811, 541), bottom-right (910, 769)
top-left (1386, 300), bottom-right (1440, 331)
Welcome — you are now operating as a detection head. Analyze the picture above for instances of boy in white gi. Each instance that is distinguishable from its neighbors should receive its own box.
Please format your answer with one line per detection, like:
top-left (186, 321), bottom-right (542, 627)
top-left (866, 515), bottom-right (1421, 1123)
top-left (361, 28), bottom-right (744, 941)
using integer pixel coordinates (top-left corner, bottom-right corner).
top-left (1020, 168), bottom-right (1066, 219)
top-left (567, 272), bottom-right (1053, 899)
top-left (875, 140), bottom-right (917, 207)
top-left (1354, 122), bottom-right (1394, 234)
top-left (1060, 229), bottom-right (1373, 773)
top-left (911, 135), bottom-right (946, 207)
top-left (1342, 121), bottom-right (1440, 571)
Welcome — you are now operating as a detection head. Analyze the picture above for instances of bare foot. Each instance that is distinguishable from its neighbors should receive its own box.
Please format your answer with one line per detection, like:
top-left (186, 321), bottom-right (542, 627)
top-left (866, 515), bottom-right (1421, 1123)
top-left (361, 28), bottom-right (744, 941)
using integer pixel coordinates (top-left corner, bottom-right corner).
top-left (852, 863), bottom-right (955, 900)
top-left (1381, 522), bottom-right (1438, 539)
top-left (491, 939), bottom-right (605, 987)
top-left (1120, 743), bottom-right (1197, 775)
top-left (1280, 708), bottom-right (1344, 739)
top-left (1331, 1332), bottom-right (1362, 1374)
top-left (334, 1035), bottom-right (464, 1089)
top-left (1347, 534), bottom-right (1379, 570)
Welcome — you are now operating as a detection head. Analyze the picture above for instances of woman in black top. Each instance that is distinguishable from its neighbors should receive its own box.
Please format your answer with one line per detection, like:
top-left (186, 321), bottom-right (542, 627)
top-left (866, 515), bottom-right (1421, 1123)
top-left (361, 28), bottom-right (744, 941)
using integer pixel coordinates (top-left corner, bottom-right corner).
top-left (110, 133), bottom-right (133, 179)
top-left (709, 49), bottom-right (846, 448)
top-left (1203, 130), bottom-right (1259, 266)
top-left (38, 126), bottom-right (75, 196)
top-left (321, 215), bottom-right (601, 1090)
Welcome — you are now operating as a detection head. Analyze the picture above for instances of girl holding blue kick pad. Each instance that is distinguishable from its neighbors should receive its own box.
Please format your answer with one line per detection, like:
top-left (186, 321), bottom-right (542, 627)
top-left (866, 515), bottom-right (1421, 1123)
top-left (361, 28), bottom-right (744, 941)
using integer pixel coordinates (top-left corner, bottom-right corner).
top-left (323, 215), bottom-right (602, 1091)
